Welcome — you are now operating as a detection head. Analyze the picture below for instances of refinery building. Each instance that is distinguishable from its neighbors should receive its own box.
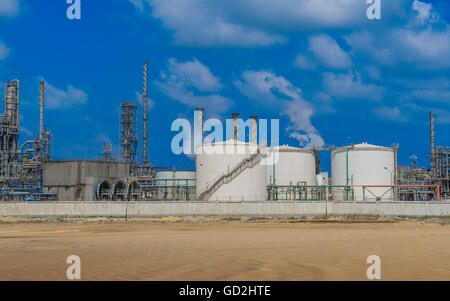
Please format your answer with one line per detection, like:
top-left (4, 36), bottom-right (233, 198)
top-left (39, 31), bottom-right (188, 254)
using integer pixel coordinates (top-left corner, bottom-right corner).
top-left (0, 63), bottom-right (449, 204)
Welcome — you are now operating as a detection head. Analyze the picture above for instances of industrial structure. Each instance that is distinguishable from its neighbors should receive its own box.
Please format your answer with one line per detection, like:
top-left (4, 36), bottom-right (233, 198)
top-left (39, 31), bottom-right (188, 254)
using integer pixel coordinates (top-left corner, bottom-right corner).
top-left (0, 80), bottom-right (54, 201)
top-left (194, 108), bottom-right (445, 203)
top-left (0, 63), bottom-right (448, 203)
top-left (395, 112), bottom-right (450, 201)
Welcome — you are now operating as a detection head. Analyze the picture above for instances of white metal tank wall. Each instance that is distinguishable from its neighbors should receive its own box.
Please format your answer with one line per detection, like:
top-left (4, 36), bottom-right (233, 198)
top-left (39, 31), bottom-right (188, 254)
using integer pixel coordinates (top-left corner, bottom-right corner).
top-left (331, 143), bottom-right (395, 201)
top-left (266, 146), bottom-right (316, 186)
top-left (196, 140), bottom-right (267, 201)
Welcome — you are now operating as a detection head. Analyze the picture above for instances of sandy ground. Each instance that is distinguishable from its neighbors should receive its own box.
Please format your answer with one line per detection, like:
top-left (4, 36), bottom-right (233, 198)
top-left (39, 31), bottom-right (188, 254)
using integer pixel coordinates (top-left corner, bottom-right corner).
top-left (0, 217), bottom-right (449, 281)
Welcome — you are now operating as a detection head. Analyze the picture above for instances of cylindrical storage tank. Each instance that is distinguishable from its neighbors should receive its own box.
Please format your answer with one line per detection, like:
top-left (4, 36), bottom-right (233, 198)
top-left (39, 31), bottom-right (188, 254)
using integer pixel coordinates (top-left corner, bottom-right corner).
top-left (196, 140), bottom-right (266, 201)
top-left (266, 145), bottom-right (316, 187)
top-left (331, 143), bottom-right (396, 201)
top-left (156, 170), bottom-right (196, 201)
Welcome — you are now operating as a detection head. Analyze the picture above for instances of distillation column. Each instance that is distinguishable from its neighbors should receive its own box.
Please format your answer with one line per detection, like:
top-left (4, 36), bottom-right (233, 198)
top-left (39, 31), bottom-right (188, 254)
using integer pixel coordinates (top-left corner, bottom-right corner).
top-left (0, 80), bottom-right (20, 178)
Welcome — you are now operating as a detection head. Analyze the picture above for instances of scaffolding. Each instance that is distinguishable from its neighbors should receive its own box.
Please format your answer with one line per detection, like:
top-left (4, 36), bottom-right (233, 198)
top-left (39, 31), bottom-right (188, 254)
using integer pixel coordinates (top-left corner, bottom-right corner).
top-left (433, 146), bottom-right (450, 198)
top-left (119, 102), bottom-right (138, 173)
top-left (429, 112), bottom-right (450, 199)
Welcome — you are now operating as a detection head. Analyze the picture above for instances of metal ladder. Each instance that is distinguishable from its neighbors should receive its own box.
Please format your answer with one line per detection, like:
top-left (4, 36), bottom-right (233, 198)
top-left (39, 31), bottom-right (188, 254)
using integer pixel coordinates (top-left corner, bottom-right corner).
top-left (198, 147), bottom-right (264, 201)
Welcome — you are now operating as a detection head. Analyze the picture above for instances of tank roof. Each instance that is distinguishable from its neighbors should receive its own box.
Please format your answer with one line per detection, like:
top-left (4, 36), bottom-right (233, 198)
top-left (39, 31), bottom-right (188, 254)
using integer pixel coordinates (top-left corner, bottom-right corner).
top-left (200, 139), bottom-right (259, 147)
top-left (331, 142), bottom-right (394, 151)
top-left (272, 145), bottom-right (315, 153)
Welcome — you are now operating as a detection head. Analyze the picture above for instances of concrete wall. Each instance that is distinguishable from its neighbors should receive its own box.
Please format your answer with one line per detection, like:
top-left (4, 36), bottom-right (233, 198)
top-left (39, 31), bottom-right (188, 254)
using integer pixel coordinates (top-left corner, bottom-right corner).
top-left (43, 161), bottom-right (129, 186)
top-left (1, 201), bottom-right (450, 217)
top-left (42, 161), bottom-right (130, 202)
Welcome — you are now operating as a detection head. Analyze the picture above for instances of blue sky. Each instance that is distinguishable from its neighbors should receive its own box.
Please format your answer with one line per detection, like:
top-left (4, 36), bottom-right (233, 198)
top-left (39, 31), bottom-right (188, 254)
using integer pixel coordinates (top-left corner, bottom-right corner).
top-left (0, 0), bottom-right (449, 172)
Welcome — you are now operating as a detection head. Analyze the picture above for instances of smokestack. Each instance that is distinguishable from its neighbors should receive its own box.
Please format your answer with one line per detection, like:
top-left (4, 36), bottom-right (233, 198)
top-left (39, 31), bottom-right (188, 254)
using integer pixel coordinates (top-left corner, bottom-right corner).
top-left (196, 107), bottom-right (204, 146)
top-left (142, 61), bottom-right (149, 164)
top-left (39, 81), bottom-right (44, 142)
top-left (430, 112), bottom-right (435, 156)
top-left (250, 116), bottom-right (257, 144)
top-left (232, 113), bottom-right (239, 141)
top-left (430, 112), bottom-right (435, 173)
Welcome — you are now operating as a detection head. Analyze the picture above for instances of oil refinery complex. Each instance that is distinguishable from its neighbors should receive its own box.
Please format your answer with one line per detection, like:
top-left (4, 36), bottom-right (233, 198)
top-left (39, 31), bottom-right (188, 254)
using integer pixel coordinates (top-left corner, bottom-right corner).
top-left (0, 62), bottom-right (449, 207)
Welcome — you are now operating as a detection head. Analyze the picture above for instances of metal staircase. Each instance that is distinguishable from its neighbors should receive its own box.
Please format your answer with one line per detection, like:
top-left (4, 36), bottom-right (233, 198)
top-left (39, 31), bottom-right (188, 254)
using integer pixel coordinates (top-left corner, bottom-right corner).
top-left (198, 147), bottom-right (264, 201)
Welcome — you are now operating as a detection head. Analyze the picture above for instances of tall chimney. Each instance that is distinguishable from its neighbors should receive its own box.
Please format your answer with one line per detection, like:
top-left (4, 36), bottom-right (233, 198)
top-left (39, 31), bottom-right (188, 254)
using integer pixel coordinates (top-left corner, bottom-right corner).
top-left (430, 112), bottom-right (435, 173)
top-left (39, 81), bottom-right (44, 142)
top-left (196, 107), bottom-right (204, 149)
top-left (142, 61), bottom-right (149, 164)
top-left (250, 116), bottom-right (257, 144)
top-left (232, 113), bottom-right (239, 141)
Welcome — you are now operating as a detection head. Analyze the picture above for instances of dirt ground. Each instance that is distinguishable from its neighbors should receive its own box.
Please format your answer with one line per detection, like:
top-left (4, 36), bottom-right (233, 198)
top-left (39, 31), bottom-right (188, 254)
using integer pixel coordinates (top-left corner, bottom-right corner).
top-left (0, 216), bottom-right (449, 281)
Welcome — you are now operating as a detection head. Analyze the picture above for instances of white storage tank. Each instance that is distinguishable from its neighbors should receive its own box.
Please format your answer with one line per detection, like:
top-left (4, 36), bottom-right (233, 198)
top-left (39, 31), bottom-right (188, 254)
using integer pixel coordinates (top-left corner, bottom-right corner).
top-left (266, 145), bottom-right (316, 187)
top-left (196, 140), bottom-right (267, 201)
top-left (331, 143), bottom-right (396, 201)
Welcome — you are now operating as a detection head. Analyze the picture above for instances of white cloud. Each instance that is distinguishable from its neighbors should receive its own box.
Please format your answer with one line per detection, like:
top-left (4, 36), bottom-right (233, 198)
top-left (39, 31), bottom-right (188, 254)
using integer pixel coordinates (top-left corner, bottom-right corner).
top-left (145, 0), bottom-right (285, 47)
top-left (129, 0), bottom-right (145, 12)
top-left (434, 109), bottom-right (450, 123)
top-left (281, 98), bottom-right (316, 134)
top-left (395, 77), bottom-right (450, 90)
top-left (409, 154), bottom-right (418, 160)
top-left (167, 58), bottom-right (222, 92)
top-left (366, 66), bottom-right (381, 81)
top-left (345, 27), bottom-right (450, 70)
top-left (234, 70), bottom-right (324, 148)
top-left (293, 54), bottom-right (317, 70)
top-left (0, 40), bottom-right (10, 60)
top-left (308, 34), bottom-right (352, 69)
top-left (314, 92), bottom-right (332, 103)
top-left (156, 58), bottom-right (232, 113)
top-left (410, 89), bottom-right (450, 103)
top-left (373, 106), bottom-right (407, 122)
top-left (129, 0), bottom-right (392, 47)
top-left (410, 0), bottom-right (439, 27)
top-left (39, 78), bottom-right (88, 109)
top-left (313, 92), bottom-right (336, 115)
top-left (391, 28), bottom-right (450, 69)
top-left (234, 70), bottom-right (303, 106)
top-left (289, 132), bottom-right (325, 149)
top-left (344, 30), bottom-right (396, 66)
top-left (323, 72), bottom-right (384, 101)
top-left (135, 91), bottom-right (155, 110)
top-left (373, 103), bottom-right (450, 124)
top-left (0, 0), bottom-right (19, 17)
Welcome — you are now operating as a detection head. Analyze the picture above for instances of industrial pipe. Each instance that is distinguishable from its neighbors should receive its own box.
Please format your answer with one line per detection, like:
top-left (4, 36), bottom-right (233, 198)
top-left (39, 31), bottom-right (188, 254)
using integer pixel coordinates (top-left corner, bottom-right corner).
top-left (250, 116), bottom-right (257, 144)
top-left (39, 81), bottom-right (44, 142)
top-left (195, 107), bottom-right (204, 151)
top-left (142, 61), bottom-right (149, 164)
top-left (232, 113), bottom-right (239, 141)
top-left (430, 112), bottom-right (435, 174)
